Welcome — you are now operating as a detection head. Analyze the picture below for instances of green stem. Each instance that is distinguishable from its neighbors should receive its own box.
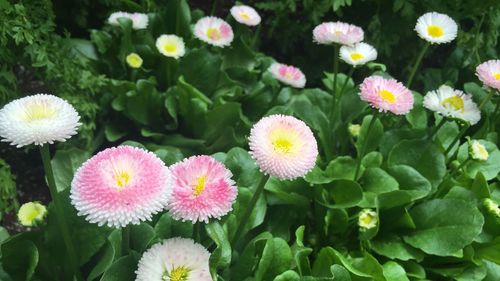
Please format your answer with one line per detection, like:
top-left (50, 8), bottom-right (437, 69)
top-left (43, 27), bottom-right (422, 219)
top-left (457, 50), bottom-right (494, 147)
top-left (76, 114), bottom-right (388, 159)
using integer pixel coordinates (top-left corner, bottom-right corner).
top-left (231, 174), bottom-right (270, 244)
top-left (479, 90), bottom-right (495, 110)
top-left (433, 158), bottom-right (470, 199)
top-left (406, 42), bottom-right (430, 89)
top-left (444, 123), bottom-right (470, 160)
top-left (165, 58), bottom-right (171, 88)
top-left (354, 112), bottom-right (379, 180)
top-left (428, 118), bottom-right (447, 141)
top-left (333, 44), bottom-right (339, 96)
top-left (175, 0), bottom-right (181, 35)
top-left (252, 25), bottom-right (262, 48)
top-left (40, 145), bottom-right (80, 278)
top-left (211, 0), bottom-right (218, 15)
top-left (338, 67), bottom-right (355, 99)
top-left (122, 226), bottom-right (130, 256)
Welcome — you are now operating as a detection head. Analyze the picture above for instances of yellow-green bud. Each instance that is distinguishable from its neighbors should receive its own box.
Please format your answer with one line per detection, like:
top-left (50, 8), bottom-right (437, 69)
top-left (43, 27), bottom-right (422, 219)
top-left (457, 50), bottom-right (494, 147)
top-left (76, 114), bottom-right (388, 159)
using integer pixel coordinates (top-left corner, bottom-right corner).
top-left (348, 124), bottom-right (361, 138)
top-left (126, 52), bottom-right (143, 68)
top-left (18, 202), bottom-right (47, 227)
top-left (358, 208), bottom-right (378, 231)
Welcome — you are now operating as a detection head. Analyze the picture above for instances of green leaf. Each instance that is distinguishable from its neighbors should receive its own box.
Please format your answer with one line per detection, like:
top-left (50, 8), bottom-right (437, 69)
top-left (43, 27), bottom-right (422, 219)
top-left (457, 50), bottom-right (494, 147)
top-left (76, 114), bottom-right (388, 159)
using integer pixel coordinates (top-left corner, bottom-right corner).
top-left (383, 261), bottom-right (410, 281)
top-left (100, 255), bottom-right (137, 281)
top-left (405, 92), bottom-right (427, 129)
top-left (154, 213), bottom-right (193, 239)
top-left (178, 48), bottom-right (222, 96)
top-left (360, 167), bottom-right (399, 207)
top-left (1, 238), bottom-right (38, 281)
top-left (273, 270), bottom-right (300, 281)
top-left (318, 179), bottom-right (362, 208)
top-left (403, 199), bottom-right (484, 256)
top-left (388, 139), bottom-right (446, 188)
top-left (0, 227), bottom-right (9, 243)
top-left (129, 223), bottom-right (155, 253)
top-left (356, 114), bottom-right (384, 156)
top-left (255, 237), bottom-right (293, 281)
top-left (51, 148), bottom-right (91, 191)
top-left (330, 264), bottom-right (351, 281)
top-left (206, 222), bottom-right (231, 271)
top-left (325, 156), bottom-right (358, 181)
top-left (264, 178), bottom-right (310, 207)
top-left (387, 165), bottom-right (432, 200)
top-left (223, 147), bottom-right (260, 188)
top-left (372, 235), bottom-right (424, 261)
top-left (86, 230), bottom-right (121, 281)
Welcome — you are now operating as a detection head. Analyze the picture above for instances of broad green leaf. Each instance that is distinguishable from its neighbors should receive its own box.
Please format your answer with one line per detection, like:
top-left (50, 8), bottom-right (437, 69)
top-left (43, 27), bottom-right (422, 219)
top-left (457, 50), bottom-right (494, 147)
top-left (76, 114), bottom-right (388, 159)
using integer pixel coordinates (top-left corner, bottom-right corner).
top-left (382, 261), bottom-right (409, 281)
top-left (387, 165), bottom-right (432, 200)
top-left (330, 264), bottom-right (351, 281)
top-left (255, 238), bottom-right (293, 281)
top-left (51, 148), bottom-right (91, 192)
top-left (1, 238), bottom-right (38, 281)
top-left (318, 179), bottom-right (362, 208)
top-left (273, 270), bottom-right (300, 281)
top-left (372, 235), bottom-right (424, 261)
top-left (129, 223), bottom-right (155, 253)
top-left (388, 139), bottom-right (446, 188)
top-left (100, 255), bottom-right (137, 281)
top-left (356, 114), bottom-right (384, 156)
top-left (86, 230), bottom-right (121, 281)
top-left (404, 199), bottom-right (484, 256)
top-left (206, 222), bottom-right (231, 271)
top-left (178, 48), bottom-right (222, 96)
top-left (457, 140), bottom-right (500, 180)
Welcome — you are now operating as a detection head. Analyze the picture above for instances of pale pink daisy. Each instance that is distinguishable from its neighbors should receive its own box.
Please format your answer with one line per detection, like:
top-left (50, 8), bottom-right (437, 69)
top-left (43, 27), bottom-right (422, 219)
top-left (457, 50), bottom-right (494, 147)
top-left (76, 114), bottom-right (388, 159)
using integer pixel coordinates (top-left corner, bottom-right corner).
top-left (268, 63), bottom-right (306, 88)
top-left (167, 155), bottom-right (237, 223)
top-left (359, 76), bottom-right (414, 115)
top-left (107, 12), bottom-right (149, 30)
top-left (135, 237), bottom-right (211, 281)
top-left (194, 16), bottom-right (234, 47)
top-left (313, 21), bottom-right (364, 45)
top-left (70, 146), bottom-right (172, 228)
top-left (249, 114), bottom-right (318, 180)
top-left (230, 5), bottom-right (261, 26)
top-left (476, 60), bottom-right (500, 91)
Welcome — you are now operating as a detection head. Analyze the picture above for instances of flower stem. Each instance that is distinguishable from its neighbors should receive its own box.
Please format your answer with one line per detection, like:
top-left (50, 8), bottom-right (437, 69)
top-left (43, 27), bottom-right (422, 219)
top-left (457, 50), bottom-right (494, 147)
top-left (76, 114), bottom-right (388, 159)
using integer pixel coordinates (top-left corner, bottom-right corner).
top-left (40, 145), bottom-right (80, 278)
top-left (231, 174), bottom-right (270, 244)
top-left (333, 44), bottom-right (339, 97)
top-left (479, 89), bottom-right (495, 110)
top-left (211, 0), bottom-right (218, 15)
top-left (428, 117), bottom-right (447, 140)
top-left (444, 123), bottom-right (470, 160)
top-left (165, 59), bottom-right (171, 88)
top-left (122, 226), bottom-right (130, 256)
top-left (338, 67), bottom-right (355, 99)
top-left (406, 42), bottom-right (430, 89)
top-left (354, 112), bottom-right (379, 180)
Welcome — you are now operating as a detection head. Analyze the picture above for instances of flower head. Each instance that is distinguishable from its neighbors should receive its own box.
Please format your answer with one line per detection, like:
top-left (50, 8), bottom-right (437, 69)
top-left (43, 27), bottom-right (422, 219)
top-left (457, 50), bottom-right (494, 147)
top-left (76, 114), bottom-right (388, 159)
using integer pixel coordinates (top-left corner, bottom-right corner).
top-left (126, 53), bottom-right (143, 68)
top-left (268, 63), bottom-right (306, 88)
top-left (194, 16), bottom-right (234, 47)
top-left (359, 76), bottom-right (414, 115)
top-left (469, 140), bottom-right (489, 161)
top-left (476, 60), bottom-right (500, 91)
top-left (156, 35), bottom-right (186, 59)
top-left (135, 237), bottom-right (212, 281)
top-left (107, 12), bottom-right (148, 30)
top-left (230, 5), bottom-right (261, 26)
top-left (358, 209), bottom-right (378, 231)
top-left (18, 202), bottom-right (47, 227)
top-left (71, 146), bottom-right (172, 228)
top-left (167, 155), bottom-right (237, 223)
top-left (483, 199), bottom-right (500, 218)
top-left (313, 21), bottom-right (364, 45)
top-left (348, 124), bottom-right (361, 138)
top-left (249, 114), bottom-right (318, 180)
top-left (415, 12), bottom-right (457, 44)
top-left (339, 42), bottom-right (377, 66)
top-left (423, 85), bottom-right (481, 125)
top-left (0, 94), bottom-right (80, 147)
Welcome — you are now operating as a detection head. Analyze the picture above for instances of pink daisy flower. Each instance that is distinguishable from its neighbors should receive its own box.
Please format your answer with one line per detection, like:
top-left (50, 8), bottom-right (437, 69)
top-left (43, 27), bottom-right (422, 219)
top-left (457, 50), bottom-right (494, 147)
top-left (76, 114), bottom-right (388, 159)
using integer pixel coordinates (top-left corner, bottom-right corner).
top-left (249, 114), bottom-right (318, 180)
top-left (359, 76), bottom-right (414, 115)
top-left (194, 16), bottom-right (234, 47)
top-left (167, 155), bottom-right (237, 223)
top-left (230, 5), bottom-right (261, 26)
top-left (313, 21), bottom-right (364, 45)
top-left (476, 60), bottom-right (500, 91)
top-left (70, 146), bottom-right (172, 228)
top-left (269, 63), bottom-right (306, 88)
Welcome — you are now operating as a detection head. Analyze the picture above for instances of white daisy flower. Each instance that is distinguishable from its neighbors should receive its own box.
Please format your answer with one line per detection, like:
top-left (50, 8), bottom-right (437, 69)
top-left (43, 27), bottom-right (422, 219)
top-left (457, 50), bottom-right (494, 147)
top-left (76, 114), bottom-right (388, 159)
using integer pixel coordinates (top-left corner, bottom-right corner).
top-left (339, 42), bottom-right (378, 66)
top-left (423, 85), bottom-right (481, 125)
top-left (0, 94), bottom-right (81, 147)
top-left (415, 12), bottom-right (458, 44)
top-left (268, 63), bottom-right (306, 88)
top-left (135, 237), bottom-right (212, 281)
top-left (194, 16), bottom-right (234, 47)
top-left (358, 209), bottom-right (378, 231)
top-left (469, 140), bottom-right (489, 161)
top-left (156, 35), bottom-right (186, 59)
top-left (230, 5), bottom-right (261, 26)
top-left (107, 12), bottom-right (149, 30)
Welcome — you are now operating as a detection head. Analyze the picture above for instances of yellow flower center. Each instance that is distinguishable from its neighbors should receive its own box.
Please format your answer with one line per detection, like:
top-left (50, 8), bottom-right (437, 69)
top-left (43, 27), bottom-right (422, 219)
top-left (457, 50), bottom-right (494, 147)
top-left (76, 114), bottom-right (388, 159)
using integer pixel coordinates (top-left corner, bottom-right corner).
top-left (273, 138), bottom-right (293, 154)
top-left (126, 53), bottom-right (143, 68)
top-left (350, 53), bottom-right (364, 61)
top-left (193, 175), bottom-right (207, 197)
top-left (115, 171), bottom-right (131, 190)
top-left (494, 73), bottom-right (500, 80)
top-left (476, 145), bottom-right (489, 159)
top-left (427, 25), bottom-right (444, 38)
top-left (239, 12), bottom-right (251, 20)
top-left (206, 27), bottom-right (221, 40)
top-left (379, 90), bottom-right (396, 103)
top-left (442, 95), bottom-right (464, 111)
top-left (23, 103), bottom-right (56, 122)
top-left (360, 214), bottom-right (374, 226)
top-left (163, 43), bottom-right (178, 53)
top-left (165, 266), bottom-right (190, 281)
